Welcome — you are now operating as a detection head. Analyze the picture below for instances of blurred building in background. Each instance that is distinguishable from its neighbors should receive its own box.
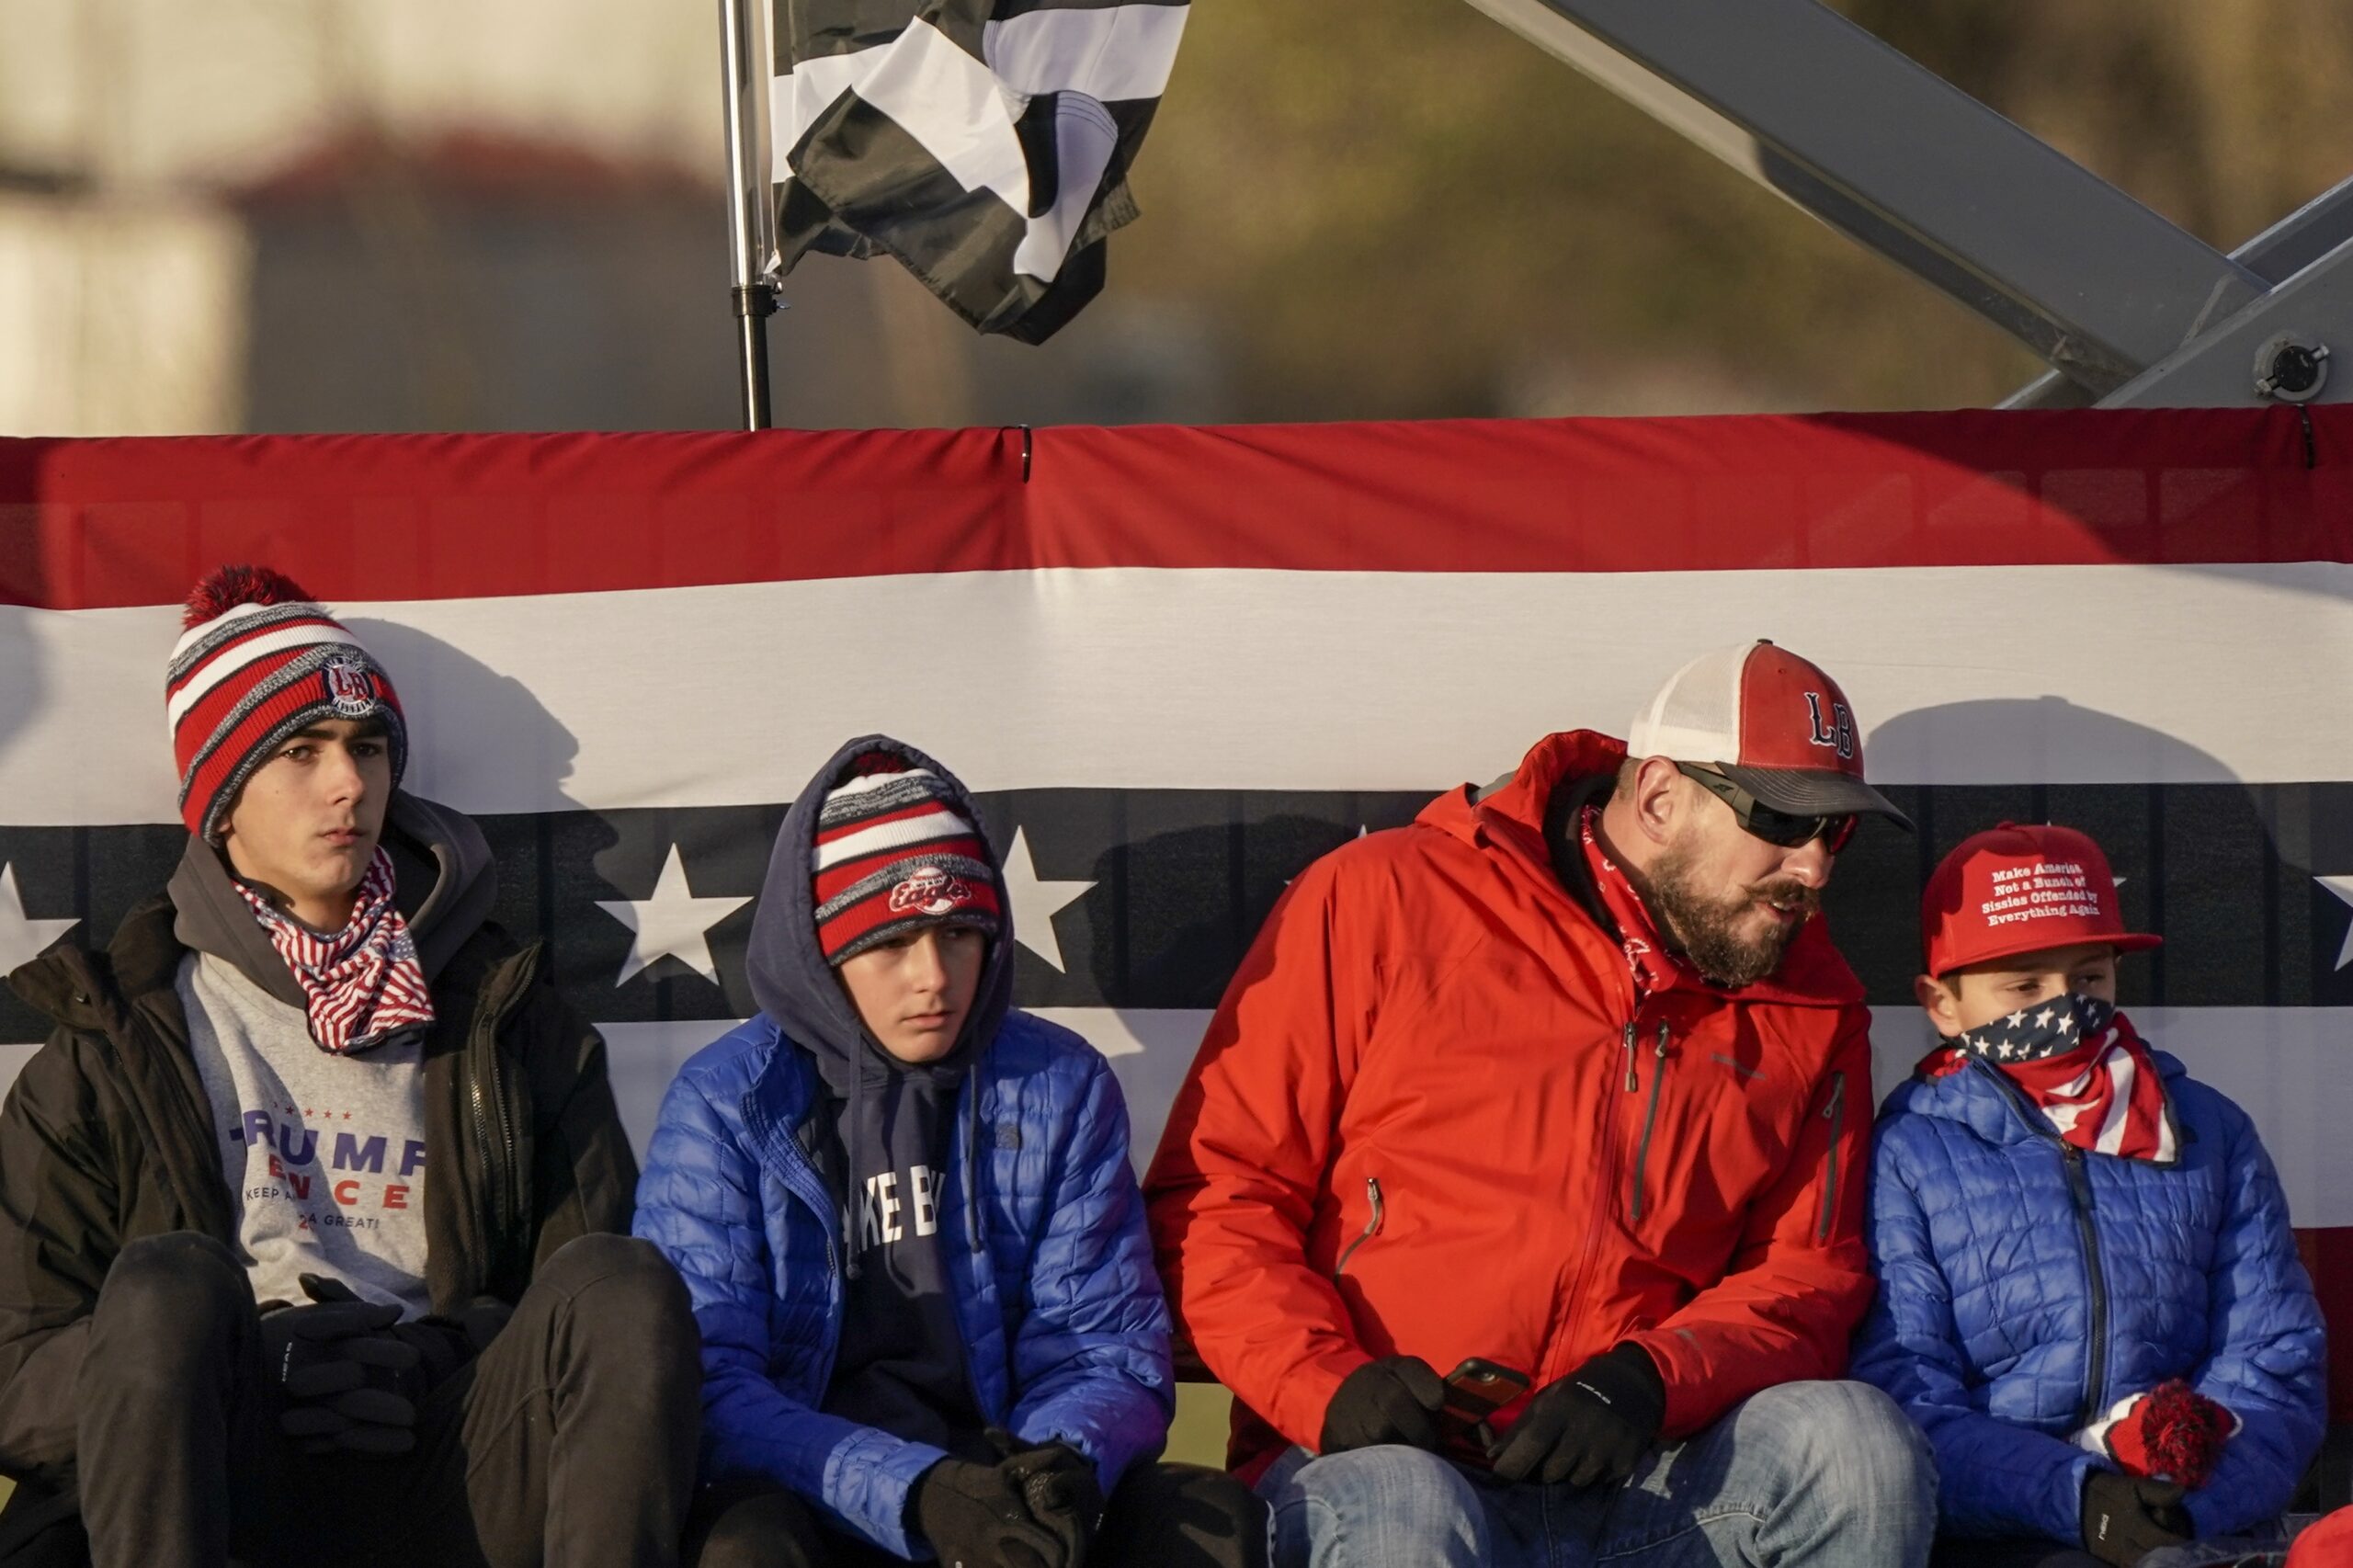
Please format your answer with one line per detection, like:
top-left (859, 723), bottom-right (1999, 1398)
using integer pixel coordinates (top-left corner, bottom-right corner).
top-left (0, 165), bottom-right (246, 436)
top-left (231, 131), bottom-right (737, 433)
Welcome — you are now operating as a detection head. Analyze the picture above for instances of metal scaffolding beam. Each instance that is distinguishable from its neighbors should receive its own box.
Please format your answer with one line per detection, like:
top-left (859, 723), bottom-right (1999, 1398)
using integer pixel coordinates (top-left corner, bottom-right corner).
top-left (2006, 175), bottom-right (2353, 408)
top-left (1463, 0), bottom-right (2353, 407)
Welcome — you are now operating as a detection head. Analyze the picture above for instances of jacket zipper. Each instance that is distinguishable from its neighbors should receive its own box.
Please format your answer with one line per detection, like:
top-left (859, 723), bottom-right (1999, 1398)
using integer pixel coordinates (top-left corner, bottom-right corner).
top-left (1972, 1059), bottom-right (2114, 1432)
top-left (1628, 1023), bottom-right (1671, 1221)
top-left (469, 960), bottom-right (536, 1285)
top-left (760, 1104), bottom-right (843, 1391)
top-left (1333, 1176), bottom-right (1385, 1278)
top-left (1548, 1022), bottom-right (1640, 1383)
top-left (1814, 1072), bottom-right (1847, 1243)
top-left (2063, 1146), bottom-right (2109, 1430)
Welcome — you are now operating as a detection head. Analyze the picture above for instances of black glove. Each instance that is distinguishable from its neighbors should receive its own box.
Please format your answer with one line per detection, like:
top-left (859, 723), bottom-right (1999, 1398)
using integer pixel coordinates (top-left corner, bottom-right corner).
top-left (910, 1458), bottom-right (1066, 1568)
top-left (2080, 1471), bottom-right (2191, 1566)
top-left (1487, 1344), bottom-right (1665, 1489)
top-left (986, 1428), bottom-right (1105, 1568)
top-left (1319, 1356), bottom-right (1448, 1454)
top-left (258, 1274), bottom-right (424, 1457)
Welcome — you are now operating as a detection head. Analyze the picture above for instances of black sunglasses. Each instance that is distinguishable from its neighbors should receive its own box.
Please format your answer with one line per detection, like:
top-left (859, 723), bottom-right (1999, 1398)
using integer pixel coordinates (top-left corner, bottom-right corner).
top-left (1677, 764), bottom-right (1859, 854)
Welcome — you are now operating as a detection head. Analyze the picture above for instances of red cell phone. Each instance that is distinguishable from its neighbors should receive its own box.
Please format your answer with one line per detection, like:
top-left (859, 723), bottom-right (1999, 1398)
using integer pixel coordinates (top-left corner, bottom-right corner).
top-left (1438, 1357), bottom-right (1531, 1457)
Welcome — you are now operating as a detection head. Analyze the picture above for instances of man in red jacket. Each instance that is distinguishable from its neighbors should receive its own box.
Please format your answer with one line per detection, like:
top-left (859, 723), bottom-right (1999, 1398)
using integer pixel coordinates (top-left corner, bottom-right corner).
top-left (1145, 641), bottom-right (1938, 1568)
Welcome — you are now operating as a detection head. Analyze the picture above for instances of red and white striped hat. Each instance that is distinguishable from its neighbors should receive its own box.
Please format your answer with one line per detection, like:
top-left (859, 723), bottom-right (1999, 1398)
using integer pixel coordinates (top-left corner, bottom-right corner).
top-left (166, 566), bottom-right (407, 841)
top-left (812, 755), bottom-right (1001, 964)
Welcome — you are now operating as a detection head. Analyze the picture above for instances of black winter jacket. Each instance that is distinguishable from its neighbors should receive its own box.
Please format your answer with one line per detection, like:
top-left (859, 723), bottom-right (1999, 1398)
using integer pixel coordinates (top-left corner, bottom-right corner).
top-left (0, 794), bottom-right (638, 1497)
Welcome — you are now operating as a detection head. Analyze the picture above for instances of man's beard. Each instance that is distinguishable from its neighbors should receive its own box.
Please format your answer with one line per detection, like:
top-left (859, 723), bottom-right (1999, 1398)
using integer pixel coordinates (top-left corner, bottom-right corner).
top-left (1630, 838), bottom-right (1821, 988)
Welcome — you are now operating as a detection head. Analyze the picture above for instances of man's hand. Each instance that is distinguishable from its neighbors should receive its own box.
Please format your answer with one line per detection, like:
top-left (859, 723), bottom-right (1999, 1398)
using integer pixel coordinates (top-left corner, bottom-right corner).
top-left (911, 1457), bottom-right (1070, 1568)
top-left (1319, 1356), bottom-right (1448, 1454)
top-left (987, 1429), bottom-right (1104, 1567)
top-left (258, 1274), bottom-right (424, 1456)
top-left (2080, 1471), bottom-right (2191, 1566)
top-left (1486, 1344), bottom-right (1665, 1489)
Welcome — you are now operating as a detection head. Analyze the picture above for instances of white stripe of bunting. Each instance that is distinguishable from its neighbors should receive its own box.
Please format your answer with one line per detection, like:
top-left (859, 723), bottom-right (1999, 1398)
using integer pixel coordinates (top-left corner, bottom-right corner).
top-left (4, 564), bottom-right (2348, 824)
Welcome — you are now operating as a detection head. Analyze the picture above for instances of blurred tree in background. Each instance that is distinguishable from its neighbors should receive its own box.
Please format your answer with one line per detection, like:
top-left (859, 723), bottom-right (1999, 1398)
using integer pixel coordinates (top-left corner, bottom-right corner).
top-left (1120, 0), bottom-right (2353, 420)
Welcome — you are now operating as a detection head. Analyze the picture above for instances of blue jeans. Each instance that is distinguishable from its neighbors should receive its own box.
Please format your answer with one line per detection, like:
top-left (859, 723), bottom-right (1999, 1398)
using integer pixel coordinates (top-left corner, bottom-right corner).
top-left (1256, 1380), bottom-right (1936, 1568)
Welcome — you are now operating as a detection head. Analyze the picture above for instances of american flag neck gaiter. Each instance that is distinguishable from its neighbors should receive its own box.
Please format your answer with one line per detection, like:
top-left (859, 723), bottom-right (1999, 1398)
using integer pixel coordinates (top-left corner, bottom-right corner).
top-left (236, 848), bottom-right (437, 1056)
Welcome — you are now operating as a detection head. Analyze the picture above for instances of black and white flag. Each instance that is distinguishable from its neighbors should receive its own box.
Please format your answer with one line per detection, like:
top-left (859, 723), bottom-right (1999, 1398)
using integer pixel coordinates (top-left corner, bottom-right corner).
top-left (770, 0), bottom-right (1187, 342)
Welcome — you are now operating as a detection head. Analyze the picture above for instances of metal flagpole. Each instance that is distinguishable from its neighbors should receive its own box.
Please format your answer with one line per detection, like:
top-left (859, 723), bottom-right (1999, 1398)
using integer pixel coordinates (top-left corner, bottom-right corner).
top-left (719, 0), bottom-right (780, 430)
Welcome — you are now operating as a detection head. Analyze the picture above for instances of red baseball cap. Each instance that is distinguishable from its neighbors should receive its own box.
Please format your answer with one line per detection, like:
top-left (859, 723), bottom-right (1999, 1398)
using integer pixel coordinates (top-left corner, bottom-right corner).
top-left (1625, 640), bottom-right (1912, 830)
top-left (1921, 822), bottom-right (2162, 976)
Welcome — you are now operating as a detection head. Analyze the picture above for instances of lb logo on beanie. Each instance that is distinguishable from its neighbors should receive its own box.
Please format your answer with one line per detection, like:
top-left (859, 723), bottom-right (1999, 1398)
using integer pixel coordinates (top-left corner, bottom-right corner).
top-left (813, 756), bottom-right (1002, 964)
top-left (167, 565), bottom-right (407, 841)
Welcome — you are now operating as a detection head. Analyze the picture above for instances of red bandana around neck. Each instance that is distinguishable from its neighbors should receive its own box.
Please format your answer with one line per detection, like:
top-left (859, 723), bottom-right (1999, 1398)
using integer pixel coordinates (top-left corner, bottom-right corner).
top-left (1579, 806), bottom-right (1694, 1001)
top-left (237, 849), bottom-right (437, 1056)
top-left (1923, 996), bottom-right (2177, 1164)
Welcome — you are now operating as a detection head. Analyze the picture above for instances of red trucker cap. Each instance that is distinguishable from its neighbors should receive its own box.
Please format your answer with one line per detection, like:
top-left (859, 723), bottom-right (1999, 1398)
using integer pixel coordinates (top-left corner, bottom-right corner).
top-left (1921, 822), bottom-right (2162, 976)
top-left (1625, 640), bottom-right (1912, 830)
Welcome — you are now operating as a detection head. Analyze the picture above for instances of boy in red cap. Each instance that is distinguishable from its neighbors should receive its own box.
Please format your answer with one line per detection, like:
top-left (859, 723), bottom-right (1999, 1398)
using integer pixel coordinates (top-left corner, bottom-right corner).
top-left (1852, 823), bottom-right (2327, 1568)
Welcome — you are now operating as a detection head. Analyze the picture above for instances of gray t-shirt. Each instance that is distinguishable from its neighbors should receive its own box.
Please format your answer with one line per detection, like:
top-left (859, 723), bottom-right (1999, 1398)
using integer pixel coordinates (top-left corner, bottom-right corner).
top-left (180, 952), bottom-right (433, 1316)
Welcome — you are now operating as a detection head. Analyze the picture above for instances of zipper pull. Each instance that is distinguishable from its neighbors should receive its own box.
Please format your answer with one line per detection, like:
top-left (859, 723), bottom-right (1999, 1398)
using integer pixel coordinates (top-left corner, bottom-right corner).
top-left (1622, 1021), bottom-right (1639, 1092)
top-left (1654, 1021), bottom-right (1670, 1060)
top-left (1333, 1176), bottom-right (1386, 1279)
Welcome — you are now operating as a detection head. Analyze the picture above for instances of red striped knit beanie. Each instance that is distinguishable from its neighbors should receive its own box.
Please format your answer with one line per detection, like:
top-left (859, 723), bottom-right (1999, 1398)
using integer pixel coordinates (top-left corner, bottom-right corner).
top-left (813, 753), bottom-right (1002, 964)
top-left (167, 566), bottom-right (407, 842)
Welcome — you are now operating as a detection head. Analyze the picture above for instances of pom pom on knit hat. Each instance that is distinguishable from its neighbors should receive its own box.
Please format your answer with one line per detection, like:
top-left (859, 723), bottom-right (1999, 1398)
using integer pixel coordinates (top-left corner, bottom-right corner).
top-left (181, 564), bottom-right (314, 629)
top-left (166, 563), bottom-right (408, 842)
top-left (811, 756), bottom-right (1002, 965)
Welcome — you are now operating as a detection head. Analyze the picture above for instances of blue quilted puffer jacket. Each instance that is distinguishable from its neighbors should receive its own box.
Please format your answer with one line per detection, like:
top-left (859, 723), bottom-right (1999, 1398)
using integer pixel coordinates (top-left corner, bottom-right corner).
top-left (1852, 1047), bottom-right (2325, 1545)
top-left (634, 1010), bottom-right (1174, 1556)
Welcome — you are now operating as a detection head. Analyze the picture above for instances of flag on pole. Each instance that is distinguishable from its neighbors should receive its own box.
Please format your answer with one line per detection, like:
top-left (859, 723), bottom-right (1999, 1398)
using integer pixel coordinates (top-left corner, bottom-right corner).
top-left (768, 0), bottom-right (1188, 343)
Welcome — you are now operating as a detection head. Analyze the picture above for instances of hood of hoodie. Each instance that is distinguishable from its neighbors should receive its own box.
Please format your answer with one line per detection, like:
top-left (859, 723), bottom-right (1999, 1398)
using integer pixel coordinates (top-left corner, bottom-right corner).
top-left (1429, 728), bottom-right (1866, 1009)
top-left (170, 790), bottom-right (498, 1009)
top-left (746, 734), bottom-right (1015, 1097)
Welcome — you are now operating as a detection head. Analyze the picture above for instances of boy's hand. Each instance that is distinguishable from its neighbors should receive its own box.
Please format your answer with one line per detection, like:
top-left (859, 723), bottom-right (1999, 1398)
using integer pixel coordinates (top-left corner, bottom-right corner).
top-left (2080, 1471), bottom-right (2191, 1566)
top-left (258, 1276), bottom-right (423, 1456)
top-left (1486, 1344), bottom-right (1664, 1489)
top-left (1319, 1356), bottom-right (1447, 1453)
top-left (911, 1458), bottom-right (1065, 1568)
top-left (986, 1429), bottom-right (1103, 1566)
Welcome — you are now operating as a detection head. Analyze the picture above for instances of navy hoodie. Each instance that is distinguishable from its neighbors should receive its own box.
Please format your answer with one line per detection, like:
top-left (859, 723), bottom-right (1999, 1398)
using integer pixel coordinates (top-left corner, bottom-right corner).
top-left (745, 735), bottom-right (1015, 1462)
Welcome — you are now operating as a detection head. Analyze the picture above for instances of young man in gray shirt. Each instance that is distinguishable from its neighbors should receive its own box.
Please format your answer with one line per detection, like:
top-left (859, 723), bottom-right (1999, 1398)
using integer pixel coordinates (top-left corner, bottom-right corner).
top-left (0, 565), bottom-right (699, 1568)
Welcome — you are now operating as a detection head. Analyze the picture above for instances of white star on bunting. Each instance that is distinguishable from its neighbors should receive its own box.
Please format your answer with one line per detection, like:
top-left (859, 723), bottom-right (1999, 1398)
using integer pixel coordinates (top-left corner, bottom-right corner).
top-left (0, 863), bottom-right (77, 975)
top-left (1000, 826), bottom-right (1093, 974)
top-left (596, 846), bottom-right (750, 987)
top-left (2320, 876), bottom-right (2353, 972)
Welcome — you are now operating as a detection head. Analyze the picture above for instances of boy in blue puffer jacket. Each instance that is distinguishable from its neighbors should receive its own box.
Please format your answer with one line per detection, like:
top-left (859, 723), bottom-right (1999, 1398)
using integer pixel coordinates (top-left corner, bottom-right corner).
top-left (635, 734), bottom-right (1266, 1568)
top-left (1854, 823), bottom-right (2326, 1568)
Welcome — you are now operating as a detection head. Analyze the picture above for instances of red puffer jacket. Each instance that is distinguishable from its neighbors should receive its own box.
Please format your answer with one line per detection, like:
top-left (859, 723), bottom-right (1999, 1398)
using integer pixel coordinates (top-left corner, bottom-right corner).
top-left (1144, 730), bottom-right (1877, 1476)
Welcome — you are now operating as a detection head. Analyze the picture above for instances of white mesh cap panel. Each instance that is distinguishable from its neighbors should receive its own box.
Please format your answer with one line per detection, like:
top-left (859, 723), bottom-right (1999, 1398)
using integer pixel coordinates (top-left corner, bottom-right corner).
top-left (1624, 642), bottom-right (1757, 764)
